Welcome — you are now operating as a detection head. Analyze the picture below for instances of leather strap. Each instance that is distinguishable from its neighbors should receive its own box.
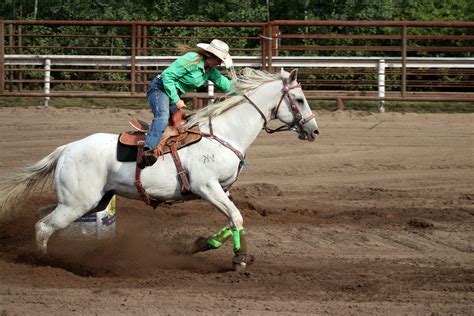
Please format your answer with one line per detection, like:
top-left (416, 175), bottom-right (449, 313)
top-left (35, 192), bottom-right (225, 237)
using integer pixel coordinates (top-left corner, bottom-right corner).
top-left (244, 78), bottom-right (314, 134)
top-left (170, 142), bottom-right (191, 192)
top-left (202, 116), bottom-right (245, 163)
top-left (208, 116), bottom-right (214, 136)
top-left (201, 131), bottom-right (245, 162)
top-left (134, 145), bottom-right (160, 209)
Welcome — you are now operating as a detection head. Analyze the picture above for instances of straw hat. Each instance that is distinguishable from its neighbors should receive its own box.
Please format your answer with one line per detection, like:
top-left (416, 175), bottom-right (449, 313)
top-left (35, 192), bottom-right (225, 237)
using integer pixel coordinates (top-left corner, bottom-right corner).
top-left (197, 39), bottom-right (233, 68)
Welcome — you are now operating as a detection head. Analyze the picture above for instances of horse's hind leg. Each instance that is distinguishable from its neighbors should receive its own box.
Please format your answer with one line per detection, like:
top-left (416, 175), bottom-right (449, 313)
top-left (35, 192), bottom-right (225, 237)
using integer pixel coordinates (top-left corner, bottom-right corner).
top-left (35, 203), bottom-right (83, 254)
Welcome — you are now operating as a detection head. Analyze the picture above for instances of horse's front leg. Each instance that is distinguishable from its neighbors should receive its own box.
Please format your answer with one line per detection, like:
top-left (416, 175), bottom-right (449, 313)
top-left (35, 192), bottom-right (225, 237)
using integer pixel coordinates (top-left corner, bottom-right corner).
top-left (193, 181), bottom-right (253, 271)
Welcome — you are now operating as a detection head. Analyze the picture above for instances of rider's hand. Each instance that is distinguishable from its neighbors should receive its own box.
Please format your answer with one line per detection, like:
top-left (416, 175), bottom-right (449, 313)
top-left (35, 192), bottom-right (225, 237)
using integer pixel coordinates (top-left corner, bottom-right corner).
top-left (176, 100), bottom-right (186, 109)
top-left (171, 110), bottom-right (186, 127)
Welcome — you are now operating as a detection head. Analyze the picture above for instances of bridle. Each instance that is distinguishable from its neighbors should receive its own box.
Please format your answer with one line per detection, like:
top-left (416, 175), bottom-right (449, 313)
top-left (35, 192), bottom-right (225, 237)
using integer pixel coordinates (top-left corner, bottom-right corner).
top-left (201, 78), bottom-right (316, 163)
top-left (244, 78), bottom-right (316, 134)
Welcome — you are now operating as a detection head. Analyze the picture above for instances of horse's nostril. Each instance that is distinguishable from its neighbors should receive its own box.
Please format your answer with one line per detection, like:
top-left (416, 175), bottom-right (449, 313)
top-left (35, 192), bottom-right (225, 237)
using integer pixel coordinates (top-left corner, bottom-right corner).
top-left (314, 129), bottom-right (320, 135)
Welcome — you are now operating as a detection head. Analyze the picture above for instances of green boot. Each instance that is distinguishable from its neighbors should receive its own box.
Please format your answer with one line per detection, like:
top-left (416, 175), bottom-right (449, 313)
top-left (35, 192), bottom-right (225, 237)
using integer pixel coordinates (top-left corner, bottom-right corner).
top-left (232, 228), bottom-right (254, 271)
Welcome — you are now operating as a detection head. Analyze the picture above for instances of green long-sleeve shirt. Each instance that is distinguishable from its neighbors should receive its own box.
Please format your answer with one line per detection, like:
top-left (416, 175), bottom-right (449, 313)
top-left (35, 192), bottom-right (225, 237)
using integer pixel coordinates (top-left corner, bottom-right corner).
top-left (161, 52), bottom-right (232, 103)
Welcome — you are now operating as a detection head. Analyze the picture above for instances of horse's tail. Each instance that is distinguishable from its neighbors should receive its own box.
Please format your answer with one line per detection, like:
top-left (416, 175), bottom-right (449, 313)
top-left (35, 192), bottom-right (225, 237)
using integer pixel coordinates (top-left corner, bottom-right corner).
top-left (0, 145), bottom-right (67, 218)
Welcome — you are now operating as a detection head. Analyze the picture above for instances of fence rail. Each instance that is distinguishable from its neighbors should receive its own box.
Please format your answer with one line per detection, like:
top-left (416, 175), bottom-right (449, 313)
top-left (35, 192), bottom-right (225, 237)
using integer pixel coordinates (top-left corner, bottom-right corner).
top-left (1, 20), bottom-right (473, 109)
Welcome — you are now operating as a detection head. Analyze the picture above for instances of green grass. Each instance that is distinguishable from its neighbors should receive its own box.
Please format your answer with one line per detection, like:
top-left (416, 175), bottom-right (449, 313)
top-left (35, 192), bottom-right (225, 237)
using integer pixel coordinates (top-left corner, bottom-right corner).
top-left (0, 97), bottom-right (149, 109)
top-left (0, 97), bottom-right (473, 113)
top-left (309, 100), bottom-right (474, 113)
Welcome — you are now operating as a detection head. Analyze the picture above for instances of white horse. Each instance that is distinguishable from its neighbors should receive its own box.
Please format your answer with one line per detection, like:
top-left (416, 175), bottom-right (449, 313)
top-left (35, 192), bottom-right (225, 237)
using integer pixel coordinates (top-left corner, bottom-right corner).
top-left (0, 68), bottom-right (319, 270)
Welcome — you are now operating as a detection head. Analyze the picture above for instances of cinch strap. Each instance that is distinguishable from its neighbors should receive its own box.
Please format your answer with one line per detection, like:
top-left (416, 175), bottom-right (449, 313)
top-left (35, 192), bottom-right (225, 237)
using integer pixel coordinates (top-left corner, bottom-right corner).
top-left (134, 144), bottom-right (160, 209)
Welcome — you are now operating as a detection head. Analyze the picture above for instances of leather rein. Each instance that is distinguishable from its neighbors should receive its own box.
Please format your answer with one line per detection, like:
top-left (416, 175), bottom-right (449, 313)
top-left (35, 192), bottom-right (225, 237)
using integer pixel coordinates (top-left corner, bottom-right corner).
top-left (244, 78), bottom-right (316, 134)
top-left (199, 78), bottom-right (315, 165)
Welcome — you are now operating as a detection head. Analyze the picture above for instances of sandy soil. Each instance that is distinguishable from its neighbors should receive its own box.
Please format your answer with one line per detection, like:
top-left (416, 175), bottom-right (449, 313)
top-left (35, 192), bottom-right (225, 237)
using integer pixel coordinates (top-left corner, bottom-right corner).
top-left (0, 106), bottom-right (472, 315)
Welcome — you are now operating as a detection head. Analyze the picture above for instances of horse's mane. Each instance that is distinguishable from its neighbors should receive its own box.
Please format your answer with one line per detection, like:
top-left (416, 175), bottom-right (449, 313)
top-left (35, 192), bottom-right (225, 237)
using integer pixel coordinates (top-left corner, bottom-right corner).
top-left (187, 68), bottom-right (283, 127)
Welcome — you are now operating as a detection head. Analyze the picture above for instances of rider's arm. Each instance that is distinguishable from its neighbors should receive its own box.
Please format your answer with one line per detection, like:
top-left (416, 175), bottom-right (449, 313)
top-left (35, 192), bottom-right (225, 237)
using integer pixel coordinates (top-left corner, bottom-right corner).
top-left (208, 67), bottom-right (232, 93)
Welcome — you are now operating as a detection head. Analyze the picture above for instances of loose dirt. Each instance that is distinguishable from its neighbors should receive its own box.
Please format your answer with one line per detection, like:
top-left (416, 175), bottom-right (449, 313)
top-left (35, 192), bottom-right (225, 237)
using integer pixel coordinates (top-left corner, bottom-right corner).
top-left (0, 106), bottom-right (472, 315)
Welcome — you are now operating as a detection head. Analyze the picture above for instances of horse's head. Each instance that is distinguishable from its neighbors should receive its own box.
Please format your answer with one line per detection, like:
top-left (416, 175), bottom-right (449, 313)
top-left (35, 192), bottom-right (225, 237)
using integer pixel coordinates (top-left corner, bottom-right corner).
top-left (275, 69), bottom-right (320, 141)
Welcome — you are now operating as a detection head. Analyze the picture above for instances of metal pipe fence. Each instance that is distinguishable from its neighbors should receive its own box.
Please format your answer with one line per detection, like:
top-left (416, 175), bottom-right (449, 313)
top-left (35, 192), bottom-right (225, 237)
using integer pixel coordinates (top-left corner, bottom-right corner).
top-left (1, 20), bottom-right (473, 109)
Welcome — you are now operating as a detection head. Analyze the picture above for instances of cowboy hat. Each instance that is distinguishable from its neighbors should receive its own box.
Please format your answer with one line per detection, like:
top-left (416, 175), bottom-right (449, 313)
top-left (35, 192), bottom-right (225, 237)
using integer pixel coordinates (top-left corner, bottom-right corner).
top-left (197, 39), bottom-right (233, 68)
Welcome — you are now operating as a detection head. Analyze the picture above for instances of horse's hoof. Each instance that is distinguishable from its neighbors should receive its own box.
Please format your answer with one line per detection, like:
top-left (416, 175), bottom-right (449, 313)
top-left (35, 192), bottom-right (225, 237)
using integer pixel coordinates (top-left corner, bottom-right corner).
top-left (232, 254), bottom-right (255, 272)
top-left (191, 236), bottom-right (212, 254)
top-left (233, 261), bottom-right (247, 272)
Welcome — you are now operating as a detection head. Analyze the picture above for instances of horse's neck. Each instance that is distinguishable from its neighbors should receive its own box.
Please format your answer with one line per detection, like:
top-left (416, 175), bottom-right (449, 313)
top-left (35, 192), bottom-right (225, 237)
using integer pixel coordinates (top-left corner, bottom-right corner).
top-left (204, 81), bottom-right (281, 154)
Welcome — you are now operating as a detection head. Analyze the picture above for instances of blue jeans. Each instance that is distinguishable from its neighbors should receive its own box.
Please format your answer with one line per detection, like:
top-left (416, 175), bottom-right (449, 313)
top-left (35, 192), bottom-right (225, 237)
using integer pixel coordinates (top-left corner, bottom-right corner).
top-left (145, 76), bottom-right (177, 149)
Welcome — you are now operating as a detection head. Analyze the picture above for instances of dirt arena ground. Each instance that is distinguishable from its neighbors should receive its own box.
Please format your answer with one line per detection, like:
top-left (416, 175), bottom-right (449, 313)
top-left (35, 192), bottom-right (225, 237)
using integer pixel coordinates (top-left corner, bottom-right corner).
top-left (0, 106), bottom-right (472, 315)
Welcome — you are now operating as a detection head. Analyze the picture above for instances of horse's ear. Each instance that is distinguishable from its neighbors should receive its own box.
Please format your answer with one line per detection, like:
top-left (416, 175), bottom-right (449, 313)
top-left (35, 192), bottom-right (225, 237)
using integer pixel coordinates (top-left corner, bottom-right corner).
top-left (280, 68), bottom-right (289, 76)
top-left (289, 69), bottom-right (298, 83)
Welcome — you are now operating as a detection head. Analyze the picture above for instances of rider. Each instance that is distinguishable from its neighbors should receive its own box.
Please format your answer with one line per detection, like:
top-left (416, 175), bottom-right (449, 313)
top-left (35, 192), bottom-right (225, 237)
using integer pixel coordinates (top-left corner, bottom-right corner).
top-left (139, 39), bottom-right (234, 168)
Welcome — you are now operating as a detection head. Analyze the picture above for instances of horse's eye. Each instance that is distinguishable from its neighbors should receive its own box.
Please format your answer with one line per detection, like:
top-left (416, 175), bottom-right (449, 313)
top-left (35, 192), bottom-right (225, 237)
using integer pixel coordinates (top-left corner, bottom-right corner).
top-left (296, 98), bottom-right (305, 104)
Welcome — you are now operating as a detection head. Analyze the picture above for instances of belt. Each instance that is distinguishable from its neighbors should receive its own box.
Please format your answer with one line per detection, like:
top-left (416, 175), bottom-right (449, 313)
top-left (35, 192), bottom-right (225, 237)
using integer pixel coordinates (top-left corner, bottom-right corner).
top-left (153, 74), bottom-right (181, 97)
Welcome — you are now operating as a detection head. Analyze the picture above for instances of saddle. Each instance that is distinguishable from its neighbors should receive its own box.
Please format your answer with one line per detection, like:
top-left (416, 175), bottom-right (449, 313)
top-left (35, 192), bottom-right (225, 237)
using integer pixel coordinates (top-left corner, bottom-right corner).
top-left (118, 117), bottom-right (202, 208)
top-left (119, 123), bottom-right (201, 156)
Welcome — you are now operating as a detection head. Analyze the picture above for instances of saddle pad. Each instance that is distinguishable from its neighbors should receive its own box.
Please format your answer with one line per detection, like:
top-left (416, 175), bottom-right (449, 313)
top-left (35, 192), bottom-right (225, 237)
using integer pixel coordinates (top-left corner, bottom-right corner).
top-left (116, 140), bottom-right (138, 162)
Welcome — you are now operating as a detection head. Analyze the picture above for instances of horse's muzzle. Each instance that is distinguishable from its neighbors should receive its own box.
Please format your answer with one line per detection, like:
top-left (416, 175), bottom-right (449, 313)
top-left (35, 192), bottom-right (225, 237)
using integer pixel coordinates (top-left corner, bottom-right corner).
top-left (298, 128), bottom-right (319, 141)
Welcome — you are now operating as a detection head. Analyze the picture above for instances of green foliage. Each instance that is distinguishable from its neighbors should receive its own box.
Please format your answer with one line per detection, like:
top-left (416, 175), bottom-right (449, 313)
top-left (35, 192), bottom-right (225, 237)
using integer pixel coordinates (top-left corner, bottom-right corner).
top-left (2, 0), bottom-right (471, 22)
top-left (0, 97), bottom-right (471, 113)
top-left (267, 0), bottom-right (473, 21)
top-left (1, 1), bottom-right (472, 99)
top-left (308, 100), bottom-right (474, 113)
top-left (0, 0), bottom-right (267, 22)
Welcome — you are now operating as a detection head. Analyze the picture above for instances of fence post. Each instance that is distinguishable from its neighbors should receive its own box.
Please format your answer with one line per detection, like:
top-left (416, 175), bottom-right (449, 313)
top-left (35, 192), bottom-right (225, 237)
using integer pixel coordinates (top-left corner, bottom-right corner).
top-left (0, 21), bottom-right (4, 94)
top-left (8, 23), bottom-right (13, 91)
top-left (130, 23), bottom-right (137, 95)
top-left (141, 25), bottom-right (148, 92)
top-left (378, 59), bottom-right (386, 113)
top-left (273, 25), bottom-right (280, 57)
top-left (260, 24), bottom-right (273, 70)
top-left (44, 59), bottom-right (51, 107)
top-left (136, 23), bottom-right (142, 93)
top-left (208, 80), bottom-right (214, 106)
top-left (267, 24), bottom-right (273, 71)
top-left (260, 26), bottom-right (267, 69)
top-left (336, 98), bottom-right (345, 111)
top-left (18, 25), bottom-right (23, 91)
top-left (401, 25), bottom-right (407, 98)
